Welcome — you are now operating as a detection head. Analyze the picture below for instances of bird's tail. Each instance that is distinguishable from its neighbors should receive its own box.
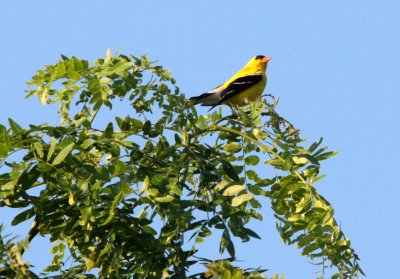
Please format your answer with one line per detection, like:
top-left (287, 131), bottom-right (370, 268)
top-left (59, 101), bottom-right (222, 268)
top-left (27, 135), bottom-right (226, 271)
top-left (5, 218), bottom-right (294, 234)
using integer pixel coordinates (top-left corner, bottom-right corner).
top-left (188, 92), bottom-right (219, 106)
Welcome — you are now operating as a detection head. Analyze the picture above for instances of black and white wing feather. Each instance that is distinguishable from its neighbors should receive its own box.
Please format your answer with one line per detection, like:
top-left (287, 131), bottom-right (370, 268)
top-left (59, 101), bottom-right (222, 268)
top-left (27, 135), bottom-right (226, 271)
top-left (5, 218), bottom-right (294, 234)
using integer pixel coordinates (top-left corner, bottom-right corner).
top-left (216, 74), bottom-right (263, 105)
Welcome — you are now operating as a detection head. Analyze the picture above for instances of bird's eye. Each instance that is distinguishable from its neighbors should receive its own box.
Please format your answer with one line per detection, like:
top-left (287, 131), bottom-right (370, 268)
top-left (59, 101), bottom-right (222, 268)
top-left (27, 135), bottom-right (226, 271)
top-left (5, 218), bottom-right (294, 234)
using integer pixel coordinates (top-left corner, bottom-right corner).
top-left (255, 55), bottom-right (265, 60)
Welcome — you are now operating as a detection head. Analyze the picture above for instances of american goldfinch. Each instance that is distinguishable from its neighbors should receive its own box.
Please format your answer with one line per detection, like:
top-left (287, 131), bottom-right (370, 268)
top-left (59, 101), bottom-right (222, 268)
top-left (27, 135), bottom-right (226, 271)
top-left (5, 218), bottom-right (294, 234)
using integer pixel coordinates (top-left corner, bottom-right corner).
top-left (189, 55), bottom-right (271, 110)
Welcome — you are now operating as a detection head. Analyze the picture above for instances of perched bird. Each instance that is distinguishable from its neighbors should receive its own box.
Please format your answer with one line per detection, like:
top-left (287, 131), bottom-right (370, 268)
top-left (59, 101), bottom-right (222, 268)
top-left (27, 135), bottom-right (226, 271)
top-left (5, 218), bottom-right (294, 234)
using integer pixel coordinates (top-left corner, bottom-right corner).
top-left (189, 55), bottom-right (271, 110)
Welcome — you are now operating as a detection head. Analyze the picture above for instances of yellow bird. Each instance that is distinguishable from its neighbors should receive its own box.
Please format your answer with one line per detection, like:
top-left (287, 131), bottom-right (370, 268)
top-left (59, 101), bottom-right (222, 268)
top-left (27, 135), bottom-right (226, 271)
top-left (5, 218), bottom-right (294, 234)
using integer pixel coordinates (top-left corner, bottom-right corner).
top-left (189, 55), bottom-right (271, 110)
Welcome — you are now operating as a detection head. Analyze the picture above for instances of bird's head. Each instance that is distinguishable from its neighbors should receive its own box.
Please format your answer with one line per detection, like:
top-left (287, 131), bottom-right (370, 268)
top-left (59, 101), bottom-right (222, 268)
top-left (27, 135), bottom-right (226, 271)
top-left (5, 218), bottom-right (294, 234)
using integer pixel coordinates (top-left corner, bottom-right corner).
top-left (244, 55), bottom-right (271, 72)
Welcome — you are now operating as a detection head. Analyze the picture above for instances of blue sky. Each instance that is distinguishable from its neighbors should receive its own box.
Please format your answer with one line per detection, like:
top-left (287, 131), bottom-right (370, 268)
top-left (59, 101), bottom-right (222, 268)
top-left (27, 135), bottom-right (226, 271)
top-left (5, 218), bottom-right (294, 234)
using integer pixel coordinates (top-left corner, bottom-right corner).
top-left (1, 1), bottom-right (399, 278)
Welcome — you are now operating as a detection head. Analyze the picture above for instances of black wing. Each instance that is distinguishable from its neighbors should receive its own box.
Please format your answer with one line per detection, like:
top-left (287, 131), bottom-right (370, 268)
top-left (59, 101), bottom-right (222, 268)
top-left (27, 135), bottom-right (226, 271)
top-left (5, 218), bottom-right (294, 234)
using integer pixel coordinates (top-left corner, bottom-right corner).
top-left (216, 74), bottom-right (263, 105)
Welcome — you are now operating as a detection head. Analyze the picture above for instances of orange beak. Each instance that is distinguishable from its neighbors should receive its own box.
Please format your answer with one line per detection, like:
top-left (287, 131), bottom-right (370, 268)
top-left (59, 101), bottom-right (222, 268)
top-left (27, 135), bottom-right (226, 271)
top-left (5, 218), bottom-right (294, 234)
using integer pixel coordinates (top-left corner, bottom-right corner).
top-left (262, 56), bottom-right (271, 63)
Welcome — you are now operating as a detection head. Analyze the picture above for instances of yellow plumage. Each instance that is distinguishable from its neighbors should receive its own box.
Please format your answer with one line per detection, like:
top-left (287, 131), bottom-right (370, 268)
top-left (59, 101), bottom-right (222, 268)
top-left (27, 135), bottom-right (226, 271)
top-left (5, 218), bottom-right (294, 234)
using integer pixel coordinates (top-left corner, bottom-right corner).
top-left (189, 55), bottom-right (271, 109)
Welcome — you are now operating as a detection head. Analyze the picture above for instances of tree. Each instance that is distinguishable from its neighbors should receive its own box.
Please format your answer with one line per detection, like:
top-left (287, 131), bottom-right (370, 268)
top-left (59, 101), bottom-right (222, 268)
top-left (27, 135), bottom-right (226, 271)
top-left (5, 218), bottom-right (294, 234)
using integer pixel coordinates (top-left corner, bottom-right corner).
top-left (0, 50), bottom-right (363, 278)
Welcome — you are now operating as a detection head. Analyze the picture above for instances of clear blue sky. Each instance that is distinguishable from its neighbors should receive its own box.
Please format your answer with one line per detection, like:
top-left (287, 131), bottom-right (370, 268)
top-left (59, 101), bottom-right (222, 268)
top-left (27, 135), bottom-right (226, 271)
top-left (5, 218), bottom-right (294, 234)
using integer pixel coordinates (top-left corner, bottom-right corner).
top-left (1, 1), bottom-right (399, 278)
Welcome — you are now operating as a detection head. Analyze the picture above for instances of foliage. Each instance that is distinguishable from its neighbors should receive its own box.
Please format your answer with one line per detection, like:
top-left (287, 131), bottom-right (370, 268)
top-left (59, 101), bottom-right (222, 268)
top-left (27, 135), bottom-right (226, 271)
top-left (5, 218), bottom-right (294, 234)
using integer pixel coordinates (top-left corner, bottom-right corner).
top-left (0, 50), bottom-right (363, 278)
top-left (0, 225), bottom-right (37, 278)
top-left (200, 260), bottom-right (278, 279)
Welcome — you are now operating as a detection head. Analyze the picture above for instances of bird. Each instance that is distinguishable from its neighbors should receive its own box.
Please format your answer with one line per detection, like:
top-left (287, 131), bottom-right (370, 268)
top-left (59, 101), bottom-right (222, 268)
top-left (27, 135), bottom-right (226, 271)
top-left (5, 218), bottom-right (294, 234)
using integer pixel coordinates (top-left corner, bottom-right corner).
top-left (189, 55), bottom-right (271, 111)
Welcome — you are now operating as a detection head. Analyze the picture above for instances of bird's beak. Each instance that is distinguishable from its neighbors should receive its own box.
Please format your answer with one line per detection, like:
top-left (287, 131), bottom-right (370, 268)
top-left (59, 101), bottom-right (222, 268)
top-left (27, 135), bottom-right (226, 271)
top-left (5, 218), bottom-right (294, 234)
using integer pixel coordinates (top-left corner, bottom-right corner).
top-left (262, 57), bottom-right (271, 63)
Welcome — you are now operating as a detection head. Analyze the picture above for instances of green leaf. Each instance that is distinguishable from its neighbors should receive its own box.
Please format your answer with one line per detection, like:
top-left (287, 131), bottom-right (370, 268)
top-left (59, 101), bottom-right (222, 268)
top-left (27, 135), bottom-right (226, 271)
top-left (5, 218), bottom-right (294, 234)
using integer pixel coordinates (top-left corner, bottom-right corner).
top-left (11, 207), bottom-right (35, 226)
top-left (214, 180), bottom-right (230, 191)
top-left (244, 155), bottom-right (260, 165)
top-left (8, 118), bottom-right (23, 133)
top-left (142, 120), bottom-right (151, 135)
top-left (295, 198), bottom-right (312, 213)
top-left (141, 176), bottom-right (150, 193)
top-left (19, 165), bottom-right (40, 190)
top-left (174, 133), bottom-right (182, 145)
top-left (0, 181), bottom-right (15, 198)
top-left (252, 128), bottom-right (268, 139)
top-left (52, 143), bottom-right (74, 165)
top-left (302, 243), bottom-right (320, 255)
top-left (222, 162), bottom-right (240, 181)
top-left (104, 122), bottom-right (114, 139)
top-left (322, 208), bottom-right (334, 224)
top-left (115, 116), bottom-right (124, 130)
top-left (168, 182), bottom-right (183, 196)
top-left (40, 87), bottom-right (49, 104)
top-left (47, 137), bottom-right (57, 161)
top-left (195, 237), bottom-right (204, 243)
top-left (309, 137), bottom-right (323, 152)
top-left (130, 118), bottom-right (143, 129)
top-left (0, 143), bottom-right (9, 158)
top-left (316, 150), bottom-right (338, 160)
top-left (246, 170), bottom-right (261, 183)
top-left (80, 138), bottom-right (93, 149)
top-left (0, 124), bottom-right (9, 144)
top-left (292, 156), bottom-right (308, 165)
top-left (231, 194), bottom-right (253, 207)
top-left (105, 48), bottom-right (112, 64)
top-left (33, 142), bottom-right (44, 158)
top-left (220, 230), bottom-right (235, 257)
top-left (222, 185), bottom-right (245, 196)
top-left (264, 158), bottom-right (284, 169)
top-left (287, 214), bottom-right (301, 222)
top-left (242, 227), bottom-right (261, 239)
top-left (222, 143), bottom-right (242, 153)
top-left (85, 258), bottom-right (96, 271)
top-left (154, 195), bottom-right (174, 203)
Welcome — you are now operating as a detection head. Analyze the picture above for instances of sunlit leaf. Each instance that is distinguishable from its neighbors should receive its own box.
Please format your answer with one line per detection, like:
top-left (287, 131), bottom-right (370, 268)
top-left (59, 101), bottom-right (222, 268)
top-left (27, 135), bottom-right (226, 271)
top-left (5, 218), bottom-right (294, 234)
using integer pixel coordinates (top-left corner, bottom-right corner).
top-left (47, 137), bottom-right (57, 161)
top-left (222, 185), bottom-right (245, 196)
top-left (214, 180), bottom-right (229, 191)
top-left (292, 156), bottom-right (308, 165)
top-left (80, 138), bottom-right (92, 149)
top-left (52, 143), bottom-right (74, 165)
top-left (154, 195), bottom-right (174, 203)
top-left (231, 194), bottom-right (253, 207)
top-left (141, 176), bottom-right (150, 194)
top-left (85, 258), bottom-right (96, 271)
top-left (252, 128), bottom-right (268, 139)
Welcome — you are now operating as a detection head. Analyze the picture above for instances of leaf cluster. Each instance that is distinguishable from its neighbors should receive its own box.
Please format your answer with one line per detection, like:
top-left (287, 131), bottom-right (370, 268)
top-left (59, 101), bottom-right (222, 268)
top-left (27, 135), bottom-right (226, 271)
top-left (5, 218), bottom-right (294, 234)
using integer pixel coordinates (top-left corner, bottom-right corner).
top-left (0, 50), bottom-right (363, 278)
